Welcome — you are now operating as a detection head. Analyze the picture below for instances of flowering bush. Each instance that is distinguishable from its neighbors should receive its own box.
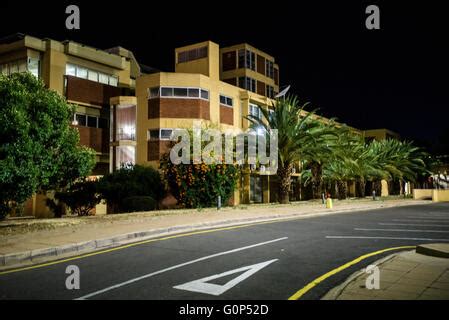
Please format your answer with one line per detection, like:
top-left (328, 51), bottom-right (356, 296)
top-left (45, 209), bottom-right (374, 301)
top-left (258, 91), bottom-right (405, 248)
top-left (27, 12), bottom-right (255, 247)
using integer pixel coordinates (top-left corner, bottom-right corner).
top-left (161, 154), bottom-right (239, 208)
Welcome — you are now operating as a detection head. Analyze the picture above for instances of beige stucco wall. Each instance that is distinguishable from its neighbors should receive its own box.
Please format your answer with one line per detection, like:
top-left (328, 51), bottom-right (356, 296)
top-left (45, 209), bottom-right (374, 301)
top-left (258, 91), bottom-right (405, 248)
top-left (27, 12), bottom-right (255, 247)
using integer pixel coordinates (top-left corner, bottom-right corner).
top-left (413, 189), bottom-right (433, 200)
top-left (432, 190), bottom-right (449, 202)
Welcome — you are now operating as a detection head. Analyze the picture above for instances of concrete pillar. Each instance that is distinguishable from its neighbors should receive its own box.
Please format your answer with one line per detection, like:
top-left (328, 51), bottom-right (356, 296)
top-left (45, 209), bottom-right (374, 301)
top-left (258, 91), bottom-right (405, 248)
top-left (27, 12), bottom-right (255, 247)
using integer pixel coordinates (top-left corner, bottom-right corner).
top-left (381, 179), bottom-right (389, 197)
top-left (263, 175), bottom-right (270, 203)
top-left (242, 170), bottom-right (251, 204)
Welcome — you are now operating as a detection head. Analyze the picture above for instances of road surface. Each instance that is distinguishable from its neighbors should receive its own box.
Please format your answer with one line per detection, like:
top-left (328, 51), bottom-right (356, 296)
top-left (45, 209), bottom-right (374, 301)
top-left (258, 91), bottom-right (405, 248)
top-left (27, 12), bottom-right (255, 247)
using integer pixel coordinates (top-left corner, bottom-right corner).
top-left (1, 202), bottom-right (449, 300)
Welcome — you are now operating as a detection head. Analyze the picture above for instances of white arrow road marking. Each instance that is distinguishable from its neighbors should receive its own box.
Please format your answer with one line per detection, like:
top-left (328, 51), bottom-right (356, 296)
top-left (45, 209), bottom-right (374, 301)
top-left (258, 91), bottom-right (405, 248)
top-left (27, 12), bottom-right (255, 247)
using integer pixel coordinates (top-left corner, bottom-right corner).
top-left (75, 237), bottom-right (287, 300)
top-left (173, 259), bottom-right (278, 296)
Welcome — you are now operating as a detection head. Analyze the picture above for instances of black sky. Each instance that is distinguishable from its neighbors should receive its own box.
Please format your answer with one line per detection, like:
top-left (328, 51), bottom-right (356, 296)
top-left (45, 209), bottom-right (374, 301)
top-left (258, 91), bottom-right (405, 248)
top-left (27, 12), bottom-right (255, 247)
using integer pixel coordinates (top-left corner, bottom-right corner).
top-left (1, 0), bottom-right (448, 152)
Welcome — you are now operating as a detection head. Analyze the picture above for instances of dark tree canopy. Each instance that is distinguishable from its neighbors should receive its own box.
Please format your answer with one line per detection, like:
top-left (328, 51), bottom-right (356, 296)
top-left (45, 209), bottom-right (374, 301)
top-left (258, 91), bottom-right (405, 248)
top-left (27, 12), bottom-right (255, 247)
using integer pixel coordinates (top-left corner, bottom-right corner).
top-left (0, 72), bottom-right (96, 218)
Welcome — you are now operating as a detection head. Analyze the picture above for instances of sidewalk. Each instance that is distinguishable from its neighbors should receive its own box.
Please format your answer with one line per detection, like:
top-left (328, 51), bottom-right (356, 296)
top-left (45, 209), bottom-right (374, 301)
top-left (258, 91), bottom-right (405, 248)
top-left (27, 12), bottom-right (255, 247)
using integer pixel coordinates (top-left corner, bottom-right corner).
top-left (0, 198), bottom-right (429, 269)
top-left (322, 245), bottom-right (449, 300)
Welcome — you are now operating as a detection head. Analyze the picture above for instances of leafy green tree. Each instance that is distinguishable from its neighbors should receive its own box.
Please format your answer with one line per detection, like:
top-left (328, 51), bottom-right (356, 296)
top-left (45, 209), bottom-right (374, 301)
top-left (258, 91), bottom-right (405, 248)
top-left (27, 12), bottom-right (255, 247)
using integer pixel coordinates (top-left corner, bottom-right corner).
top-left (0, 73), bottom-right (96, 219)
top-left (53, 179), bottom-right (100, 216)
top-left (96, 164), bottom-right (165, 213)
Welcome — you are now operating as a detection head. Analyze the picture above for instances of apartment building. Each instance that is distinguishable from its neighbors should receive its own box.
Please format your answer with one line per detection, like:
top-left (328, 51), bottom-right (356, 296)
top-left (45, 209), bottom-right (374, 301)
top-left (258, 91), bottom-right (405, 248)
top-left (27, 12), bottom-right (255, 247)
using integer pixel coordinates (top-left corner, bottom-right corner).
top-left (0, 34), bottom-right (400, 215)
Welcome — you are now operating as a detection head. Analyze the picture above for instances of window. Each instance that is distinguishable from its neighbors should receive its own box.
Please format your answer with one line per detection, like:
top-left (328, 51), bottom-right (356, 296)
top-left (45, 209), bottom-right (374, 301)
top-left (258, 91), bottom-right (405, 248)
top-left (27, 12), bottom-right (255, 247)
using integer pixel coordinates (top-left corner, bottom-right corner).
top-left (66, 64), bottom-right (76, 76)
top-left (238, 49), bottom-right (255, 70)
top-left (160, 129), bottom-right (173, 140)
top-left (75, 114), bottom-right (87, 126)
top-left (239, 76), bottom-right (256, 92)
top-left (149, 87), bottom-right (160, 98)
top-left (188, 88), bottom-right (199, 98)
top-left (109, 76), bottom-right (118, 87)
top-left (28, 58), bottom-right (39, 78)
top-left (148, 129), bottom-right (159, 140)
top-left (76, 67), bottom-right (88, 79)
top-left (266, 60), bottom-right (274, 79)
top-left (161, 87), bottom-right (174, 97)
top-left (74, 113), bottom-right (107, 129)
top-left (178, 46), bottom-right (208, 63)
top-left (65, 63), bottom-right (118, 86)
top-left (219, 94), bottom-right (233, 107)
top-left (152, 87), bottom-right (208, 100)
top-left (87, 116), bottom-right (98, 128)
top-left (200, 89), bottom-right (209, 100)
top-left (173, 87), bottom-right (188, 97)
top-left (98, 73), bottom-right (109, 84)
top-left (88, 70), bottom-right (98, 82)
top-left (148, 129), bottom-right (173, 140)
top-left (249, 104), bottom-right (262, 120)
top-left (266, 85), bottom-right (275, 98)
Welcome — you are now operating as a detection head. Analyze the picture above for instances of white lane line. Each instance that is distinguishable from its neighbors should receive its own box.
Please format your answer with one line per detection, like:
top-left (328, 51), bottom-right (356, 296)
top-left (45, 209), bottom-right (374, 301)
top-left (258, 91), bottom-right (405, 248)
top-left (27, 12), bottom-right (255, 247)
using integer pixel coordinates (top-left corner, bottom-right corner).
top-left (326, 236), bottom-right (449, 241)
top-left (391, 219), bottom-right (449, 224)
top-left (355, 228), bottom-right (449, 233)
top-left (379, 223), bottom-right (449, 227)
top-left (407, 217), bottom-right (449, 220)
top-left (75, 237), bottom-right (288, 300)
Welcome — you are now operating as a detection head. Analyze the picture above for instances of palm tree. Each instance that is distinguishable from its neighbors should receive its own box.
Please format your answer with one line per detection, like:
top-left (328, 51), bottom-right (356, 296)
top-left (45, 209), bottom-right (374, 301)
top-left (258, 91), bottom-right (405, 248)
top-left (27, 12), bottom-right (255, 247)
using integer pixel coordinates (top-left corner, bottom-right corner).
top-left (246, 96), bottom-right (330, 204)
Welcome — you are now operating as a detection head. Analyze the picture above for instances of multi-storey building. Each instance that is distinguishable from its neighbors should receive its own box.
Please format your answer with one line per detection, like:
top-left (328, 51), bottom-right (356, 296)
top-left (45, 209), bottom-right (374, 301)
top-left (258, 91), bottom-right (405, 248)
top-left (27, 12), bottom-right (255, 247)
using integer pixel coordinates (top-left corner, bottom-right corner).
top-left (0, 33), bottom-right (400, 216)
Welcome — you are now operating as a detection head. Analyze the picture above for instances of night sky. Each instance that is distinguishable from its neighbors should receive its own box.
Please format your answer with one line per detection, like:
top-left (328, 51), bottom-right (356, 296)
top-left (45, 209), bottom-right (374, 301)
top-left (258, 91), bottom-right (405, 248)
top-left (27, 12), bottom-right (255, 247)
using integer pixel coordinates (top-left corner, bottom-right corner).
top-left (1, 1), bottom-right (448, 153)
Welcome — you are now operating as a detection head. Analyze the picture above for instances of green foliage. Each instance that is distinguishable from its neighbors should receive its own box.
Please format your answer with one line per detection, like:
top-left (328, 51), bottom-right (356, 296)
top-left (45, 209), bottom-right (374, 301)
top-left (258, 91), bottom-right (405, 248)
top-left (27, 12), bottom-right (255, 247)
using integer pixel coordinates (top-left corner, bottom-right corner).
top-left (0, 73), bottom-right (96, 219)
top-left (53, 179), bottom-right (100, 216)
top-left (246, 95), bottom-right (335, 203)
top-left (161, 155), bottom-right (239, 208)
top-left (122, 196), bottom-right (157, 212)
top-left (96, 164), bottom-right (164, 213)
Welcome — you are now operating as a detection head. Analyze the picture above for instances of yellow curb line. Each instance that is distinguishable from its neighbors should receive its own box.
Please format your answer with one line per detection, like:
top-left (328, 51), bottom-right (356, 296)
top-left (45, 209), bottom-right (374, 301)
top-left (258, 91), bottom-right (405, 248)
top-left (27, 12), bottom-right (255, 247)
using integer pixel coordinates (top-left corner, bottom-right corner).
top-left (287, 245), bottom-right (416, 300)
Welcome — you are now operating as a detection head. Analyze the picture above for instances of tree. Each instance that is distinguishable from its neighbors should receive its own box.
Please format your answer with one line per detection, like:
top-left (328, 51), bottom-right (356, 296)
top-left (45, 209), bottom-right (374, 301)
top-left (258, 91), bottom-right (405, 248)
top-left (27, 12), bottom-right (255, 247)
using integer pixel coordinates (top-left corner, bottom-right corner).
top-left (96, 164), bottom-right (165, 213)
top-left (0, 72), bottom-right (96, 219)
top-left (246, 96), bottom-right (332, 204)
top-left (53, 179), bottom-right (100, 216)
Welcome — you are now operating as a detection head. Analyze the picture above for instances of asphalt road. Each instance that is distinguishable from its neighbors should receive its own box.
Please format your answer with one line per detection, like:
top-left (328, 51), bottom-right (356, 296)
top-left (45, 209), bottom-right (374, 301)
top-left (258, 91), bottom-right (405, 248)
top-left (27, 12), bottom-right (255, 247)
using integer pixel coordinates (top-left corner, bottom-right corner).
top-left (1, 202), bottom-right (449, 300)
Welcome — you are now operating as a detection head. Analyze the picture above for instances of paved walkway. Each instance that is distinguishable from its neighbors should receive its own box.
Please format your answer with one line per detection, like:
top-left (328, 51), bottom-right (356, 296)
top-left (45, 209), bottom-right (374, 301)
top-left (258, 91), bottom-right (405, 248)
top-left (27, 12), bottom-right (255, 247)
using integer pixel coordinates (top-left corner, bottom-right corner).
top-left (0, 199), bottom-right (429, 268)
top-left (323, 247), bottom-right (449, 300)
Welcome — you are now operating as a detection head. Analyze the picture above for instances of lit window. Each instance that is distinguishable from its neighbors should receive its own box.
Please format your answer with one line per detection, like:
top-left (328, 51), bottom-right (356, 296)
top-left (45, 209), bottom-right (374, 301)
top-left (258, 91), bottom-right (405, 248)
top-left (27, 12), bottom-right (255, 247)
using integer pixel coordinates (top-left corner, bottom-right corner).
top-left (28, 58), bottom-right (39, 78)
top-left (88, 70), bottom-right (98, 82)
top-left (76, 67), bottom-right (88, 79)
top-left (109, 76), bottom-right (118, 87)
top-left (99, 73), bottom-right (109, 84)
top-left (66, 64), bottom-right (76, 76)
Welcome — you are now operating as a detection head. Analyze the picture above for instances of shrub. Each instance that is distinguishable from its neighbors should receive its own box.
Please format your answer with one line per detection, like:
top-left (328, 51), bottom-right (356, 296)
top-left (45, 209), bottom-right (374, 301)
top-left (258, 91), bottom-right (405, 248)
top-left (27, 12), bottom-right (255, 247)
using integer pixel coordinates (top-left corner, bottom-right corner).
top-left (161, 154), bottom-right (239, 208)
top-left (96, 164), bottom-right (164, 213)
top-left (122, 196), bottom-right (157, 212)
top-left (53, 179), bottom-right (100, 216)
